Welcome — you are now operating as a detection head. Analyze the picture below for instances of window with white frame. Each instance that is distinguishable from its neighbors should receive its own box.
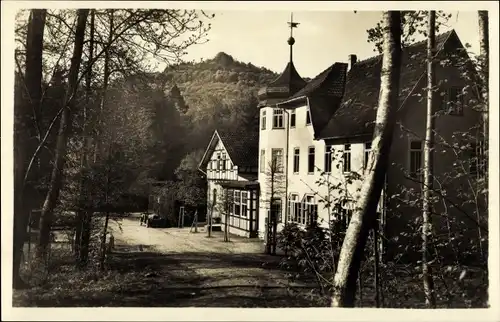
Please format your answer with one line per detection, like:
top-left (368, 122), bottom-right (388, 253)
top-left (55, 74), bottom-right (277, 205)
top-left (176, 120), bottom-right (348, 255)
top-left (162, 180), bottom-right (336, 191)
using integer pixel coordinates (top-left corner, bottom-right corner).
top-left (308, 146), bottom-right (315, 174)
top-left (288, 194), bottom-right (300, 222)
top-left (303, 195), bottom-right (318, 226)
top-left (293, 148), bottom-right (300, 173)
top-left (271, 198), bottom-right (282, 223)
top-left (288, 195), bottom-right (318, 226)
top-left (271, 148), bottom-right (284, 173)
top-left (241, 191), bottom-right (248, 217)
top-left (342, 144), bottom-right (351, 172)
top-left (233, 190), bottom-right (241, 216)
top-left (273, 108), bottom-right (284, 129)
top-left (324, 145), bottom-right (333, 173)
top-left (225, 189), bottom-right (234, 215)
top-left (442, 86), bottom-right (464, 116)
top-left (290, 109), bottom-right (296, 128)
top-left (260, 149), bottom-right (265, 173)
top-left (261, 110), bottom-right (267, 130)
top-left (221, 152), bottom-right (227, 170)
top-left (306, 107), bottom-right (311, 125)
top-left (364, 142), bottom-right (372, 170)
top-left (409, 140), bottom-right (423, 180)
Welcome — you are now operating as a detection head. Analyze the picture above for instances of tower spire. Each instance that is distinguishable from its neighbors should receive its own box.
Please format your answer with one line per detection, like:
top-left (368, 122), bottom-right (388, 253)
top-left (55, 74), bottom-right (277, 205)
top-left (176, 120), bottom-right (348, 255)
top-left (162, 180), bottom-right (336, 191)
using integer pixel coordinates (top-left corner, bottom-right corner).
top-left (287, 12), bottom-right (299, 63)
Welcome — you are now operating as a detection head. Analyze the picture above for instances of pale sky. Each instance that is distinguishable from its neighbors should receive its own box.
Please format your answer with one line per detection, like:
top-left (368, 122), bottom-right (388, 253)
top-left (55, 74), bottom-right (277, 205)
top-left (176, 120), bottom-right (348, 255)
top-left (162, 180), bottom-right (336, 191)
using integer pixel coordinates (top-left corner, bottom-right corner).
top-left (176, 11), bottom-right (481, 78)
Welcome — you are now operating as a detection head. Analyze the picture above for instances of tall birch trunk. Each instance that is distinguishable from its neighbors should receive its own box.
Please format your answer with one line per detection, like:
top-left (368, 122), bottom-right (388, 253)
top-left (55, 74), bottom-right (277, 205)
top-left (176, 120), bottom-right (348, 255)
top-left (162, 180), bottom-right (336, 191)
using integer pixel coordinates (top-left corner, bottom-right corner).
top-left (478, 11), bottom-right (489, 225)
top-left (13, 9), bottom-right (47, 288)
top-left (478, 11), bottom-right (489, 155)
top-left (331, 11), bottom-right (402, 307)
top-left (373, 227), bottom-right (381, 307)
top-left (422, 10), bottom-right (437, 308)
top-left (36, 9), bottom-right (89, 261)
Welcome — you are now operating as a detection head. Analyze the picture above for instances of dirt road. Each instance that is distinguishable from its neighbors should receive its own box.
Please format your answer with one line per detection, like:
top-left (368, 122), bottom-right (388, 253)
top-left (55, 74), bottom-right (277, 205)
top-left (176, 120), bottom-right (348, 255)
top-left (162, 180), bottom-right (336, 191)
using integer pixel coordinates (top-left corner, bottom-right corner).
top-left (106, 217), bottom-right (317, 307)
top-left (111, 216), bottom-right (266, 254)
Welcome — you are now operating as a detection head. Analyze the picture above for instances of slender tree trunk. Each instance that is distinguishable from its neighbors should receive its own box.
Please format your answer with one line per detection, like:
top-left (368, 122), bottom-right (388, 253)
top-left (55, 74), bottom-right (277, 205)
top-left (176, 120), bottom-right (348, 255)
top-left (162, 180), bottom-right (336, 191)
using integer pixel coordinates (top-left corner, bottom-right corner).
top-left (36, 9), bottom-right (90, 261)
top-left (13, 9), bottom-right (47, 289)
top-left (100, 211), bottom-right (111, 270)
top-left (422, 10), bottom-right (437, 308)
top-left (478, 11), bottom-right (489, 159)
top-left (330, 11), bottom-right (402, 307)
top-left (76, 9), bottom-right (96, 267)
top-left (373, 226), bottom-right (381, 307)
top-left (357, 269), bottom-right (363, 305)
top-left (94, 9), bottom-right (114, 163)
top-left (224, 200), bottom-right (229, 242)
top-left (99, 140), bottom-right (113, 271)
top-left (477, 11), bottom-right (489, 258)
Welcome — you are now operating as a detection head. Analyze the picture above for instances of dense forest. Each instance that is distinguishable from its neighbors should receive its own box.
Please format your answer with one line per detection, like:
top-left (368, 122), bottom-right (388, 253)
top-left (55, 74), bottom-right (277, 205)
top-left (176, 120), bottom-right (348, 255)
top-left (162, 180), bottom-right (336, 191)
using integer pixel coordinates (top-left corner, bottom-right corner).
top-left (16, 49), bottom-right (278, 206)
top-left (159, 51), bottom-right (277, 155)
top-left (13, 9), bottom-right (278, 289)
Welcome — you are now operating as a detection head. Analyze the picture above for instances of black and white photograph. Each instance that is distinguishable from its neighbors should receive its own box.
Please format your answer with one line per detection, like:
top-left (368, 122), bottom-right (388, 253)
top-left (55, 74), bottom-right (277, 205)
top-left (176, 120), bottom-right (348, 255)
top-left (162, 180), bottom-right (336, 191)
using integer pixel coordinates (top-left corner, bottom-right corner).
top-left (1, 1), bottom-right (498, 319)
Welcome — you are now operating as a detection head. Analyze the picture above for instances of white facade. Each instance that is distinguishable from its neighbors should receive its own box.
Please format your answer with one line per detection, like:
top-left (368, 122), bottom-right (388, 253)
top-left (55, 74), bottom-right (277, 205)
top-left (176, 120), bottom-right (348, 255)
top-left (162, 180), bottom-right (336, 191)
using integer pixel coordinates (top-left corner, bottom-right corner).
top-left (257, 106), bottom-right (290, 238)
top-left (201, 132), bottom-right (259, 238)
top-left (258, 103), bottom-right (384, 239)
top-left (205, 30), bottom-right (482, 246)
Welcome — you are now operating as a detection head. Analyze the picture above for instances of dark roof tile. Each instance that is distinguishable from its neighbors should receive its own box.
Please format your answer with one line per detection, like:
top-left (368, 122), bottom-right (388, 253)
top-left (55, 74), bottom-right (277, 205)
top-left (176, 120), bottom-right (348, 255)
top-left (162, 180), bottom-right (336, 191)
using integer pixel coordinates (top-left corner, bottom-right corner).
top-left (278, 62), bottom-right (348, 135)
top-left (217, 125), bottom-right (259, 169)
top-left (289, 62), bottom-right (347, 100)
top-left (258, 62), bottom-right (307, 105)
top-left (318, 30), bottom-right (458, 139)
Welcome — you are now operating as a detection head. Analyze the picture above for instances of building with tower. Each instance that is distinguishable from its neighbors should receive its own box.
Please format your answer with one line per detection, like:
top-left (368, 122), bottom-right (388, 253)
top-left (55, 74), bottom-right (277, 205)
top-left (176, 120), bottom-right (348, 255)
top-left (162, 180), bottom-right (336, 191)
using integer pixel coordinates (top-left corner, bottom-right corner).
top-left (200, 15), bottom-right (484, 257)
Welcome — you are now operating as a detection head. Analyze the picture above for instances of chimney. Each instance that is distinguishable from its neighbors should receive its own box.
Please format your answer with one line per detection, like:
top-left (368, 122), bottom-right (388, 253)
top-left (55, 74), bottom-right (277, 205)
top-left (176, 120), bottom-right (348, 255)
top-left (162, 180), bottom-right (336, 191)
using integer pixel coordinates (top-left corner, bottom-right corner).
top-left (347, 54), bottom-right (357, 71)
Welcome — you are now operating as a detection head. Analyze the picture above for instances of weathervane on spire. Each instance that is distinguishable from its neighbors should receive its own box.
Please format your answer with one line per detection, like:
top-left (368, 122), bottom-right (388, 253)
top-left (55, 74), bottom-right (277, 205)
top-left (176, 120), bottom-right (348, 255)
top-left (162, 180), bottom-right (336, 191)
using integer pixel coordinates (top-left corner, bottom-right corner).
top-left (288, 13), bottom-right (299, 38)
top-left (287, 13), bottom-right (299, 62)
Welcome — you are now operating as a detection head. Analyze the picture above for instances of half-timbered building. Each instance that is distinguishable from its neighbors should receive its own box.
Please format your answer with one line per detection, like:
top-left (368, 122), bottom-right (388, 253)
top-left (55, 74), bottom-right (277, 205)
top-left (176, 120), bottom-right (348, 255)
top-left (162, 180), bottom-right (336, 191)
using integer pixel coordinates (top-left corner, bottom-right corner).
top-left (198, 128), bottom-right (260, 238)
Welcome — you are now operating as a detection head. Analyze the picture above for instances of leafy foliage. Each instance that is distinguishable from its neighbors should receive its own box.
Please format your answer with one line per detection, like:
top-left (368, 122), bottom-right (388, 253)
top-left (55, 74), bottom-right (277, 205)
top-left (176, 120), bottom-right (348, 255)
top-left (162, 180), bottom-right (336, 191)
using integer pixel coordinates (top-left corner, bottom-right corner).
top-left (366, 11), bottom-right (453, 53)
top-left (155, 52), bottom-right (276, 151)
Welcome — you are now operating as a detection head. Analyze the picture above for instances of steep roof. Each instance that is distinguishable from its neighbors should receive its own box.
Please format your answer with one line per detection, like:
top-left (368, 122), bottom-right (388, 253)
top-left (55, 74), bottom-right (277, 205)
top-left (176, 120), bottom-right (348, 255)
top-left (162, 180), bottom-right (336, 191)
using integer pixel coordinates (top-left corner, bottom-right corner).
top-left (198, 124), bottom-right (260, 173)
top-left (217, 125), bottom-right (259, 169)
top-left (318, 30), bottom-right (460, 140)
top-left (277, 62), bottom-right (348, 136)
top-left (289, 62), bottom-right (348, 100)
top-left (258, 61), bottom-right (307, 107)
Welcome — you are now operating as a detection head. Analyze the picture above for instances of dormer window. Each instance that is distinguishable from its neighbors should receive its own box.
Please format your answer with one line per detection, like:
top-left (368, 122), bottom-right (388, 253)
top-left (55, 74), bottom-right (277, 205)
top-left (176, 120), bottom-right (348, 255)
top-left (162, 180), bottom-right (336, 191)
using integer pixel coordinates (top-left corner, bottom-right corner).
top-left (273, 109), bottom-right (284, 129)
top-left (306, 107), bottom-right (311, 125)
